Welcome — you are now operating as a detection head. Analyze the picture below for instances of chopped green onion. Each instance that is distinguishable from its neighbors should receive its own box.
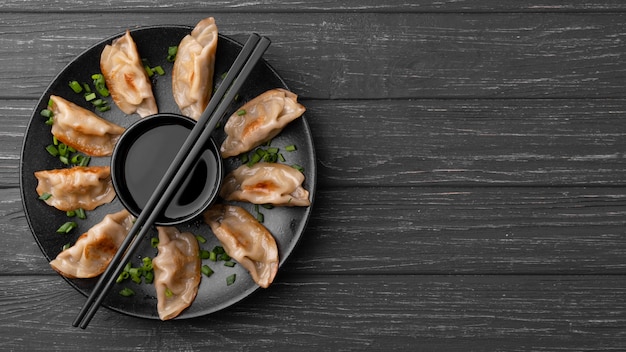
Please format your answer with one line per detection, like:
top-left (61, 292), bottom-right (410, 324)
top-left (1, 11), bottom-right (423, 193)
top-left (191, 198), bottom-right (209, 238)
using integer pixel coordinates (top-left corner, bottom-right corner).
top-left (84, 92), bottom-right (96, 102)
top-left (57, 143), bottom-right (68, 157)
top-left (123, 261), bottom-right (132, 273)
top-left (201, 265), bottom-right (214, 277)
top-left (82, 83), bottom-right (92, 93)
top-left (153, 66), bottom-right (165, 75)
top-left (144, 65), bottom-right (154, 77)
top-left (67, 146), bottom-right (76, 153)
top-left (196, 235), bottom-right (207, 244)
top-left (119, 287), bottom-right (135, 297)
top-left (78, 155), bottom-right (91, 167)
top-left (56, 221), bottom-right (77, 234)
top-left (167, 46), bottom-right (178, 62)
top-left (261, 204), bottom-right (274, 209)
top-left (70, 154), bottom-right (81, 164)
top-left (144, 270), bottom-right (154, 284)
top-left (69, 80), bottom-right (83, 93)
top-left (256, 212), bottom-right (264, 223)
top-left (62, 243), bottom-right (71, 251)
top-left (237, 109), bottom-right (246, 116)
top-left (116, 271), bottom-right (129, 283)
top-left (223, 261), bottom-right (236, 268)
top-left (66, 210), bottom-right (76, 217)
top-left (128, 267), bottom-right (143, 277)
top-left (45, 117), bottom-right (54, 126)
top-left (165, 287), bottom-right (173, 298)
top-left (278, 153), bottom-right (286, 162)
top-left (59, 156), bottom-right (69, 165)
top-left (53, 136), bottom-right (59, 145)
top-left (218, 252), bottom-right (231, 262)
top-left (142, 256), bottom-right (153, 269)
top-left (266, 147), bottom-right (279, 154)
top-left (291, 164), bottom-right (305, 173)
top-left (240, 153), bottom-right (249, 164)
top-left (76, 208), bottom-right (86, 219)
top-left (45, 144), bottom-right (59, 157)
top-left (247, 152), bottom-right (262, 167)
top-left (226, 274), bottom-right (236, 286)
top-left (285, 144), bottom-right (297, 152)
top-left (151, 237), bottom-right (159, 248)
top-left (38, 192), bottom-right (52, 201)
top-left (40, 109), bottom-right (53, 118)
top-left (213, 246), bottom-right (225, 254)
top-left (97, 105), bottom-right (111, 113)
top-left (199, 249), bottom-right (210, 260)
top-left (209, 250), bottom-right (217, 262)
top-left (220, 72), bottom-right (227, 80)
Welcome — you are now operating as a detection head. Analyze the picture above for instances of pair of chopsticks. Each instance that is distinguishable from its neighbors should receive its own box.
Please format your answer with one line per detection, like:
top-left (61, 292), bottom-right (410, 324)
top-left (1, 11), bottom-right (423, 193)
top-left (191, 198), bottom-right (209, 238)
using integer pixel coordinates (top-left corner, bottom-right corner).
top-left (72, 33), bottom-right (271, 329)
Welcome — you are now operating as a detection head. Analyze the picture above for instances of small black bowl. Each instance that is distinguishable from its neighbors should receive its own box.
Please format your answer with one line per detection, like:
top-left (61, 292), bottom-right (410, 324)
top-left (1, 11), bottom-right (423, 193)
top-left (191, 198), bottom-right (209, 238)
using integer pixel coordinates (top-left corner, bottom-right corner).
top-left (111, 113), bottom-right (223, 225)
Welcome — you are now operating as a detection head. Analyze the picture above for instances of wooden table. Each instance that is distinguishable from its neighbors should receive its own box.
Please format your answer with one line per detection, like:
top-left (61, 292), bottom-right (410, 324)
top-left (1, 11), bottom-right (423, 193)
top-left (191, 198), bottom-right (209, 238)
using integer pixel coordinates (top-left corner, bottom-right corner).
top-left (1, 1), bottom-right (626, 350)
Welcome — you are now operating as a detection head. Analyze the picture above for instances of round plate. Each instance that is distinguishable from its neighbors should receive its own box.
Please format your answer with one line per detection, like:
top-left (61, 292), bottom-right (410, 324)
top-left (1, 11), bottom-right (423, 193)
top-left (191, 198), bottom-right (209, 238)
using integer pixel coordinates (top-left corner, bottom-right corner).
top-left (19, 25), bottom-right (316, 319)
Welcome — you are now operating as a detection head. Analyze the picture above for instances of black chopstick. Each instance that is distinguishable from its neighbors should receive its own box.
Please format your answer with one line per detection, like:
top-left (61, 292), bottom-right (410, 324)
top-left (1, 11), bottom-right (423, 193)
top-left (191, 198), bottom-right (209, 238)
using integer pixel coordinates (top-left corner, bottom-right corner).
top-left (72, 33), bottom-right (271, 329)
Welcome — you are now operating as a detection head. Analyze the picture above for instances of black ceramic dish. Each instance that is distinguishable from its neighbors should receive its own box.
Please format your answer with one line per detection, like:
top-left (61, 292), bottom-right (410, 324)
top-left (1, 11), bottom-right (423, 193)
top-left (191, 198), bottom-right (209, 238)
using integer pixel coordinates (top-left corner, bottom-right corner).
top-left (111, 113), bottom-right (223, 225)
top-left (20, 25), bottom-right (316, 319)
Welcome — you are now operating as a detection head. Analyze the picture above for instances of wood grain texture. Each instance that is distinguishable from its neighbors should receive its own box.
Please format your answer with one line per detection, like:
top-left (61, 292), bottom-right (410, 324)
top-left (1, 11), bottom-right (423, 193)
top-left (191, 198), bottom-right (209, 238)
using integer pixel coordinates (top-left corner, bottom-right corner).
top-left (2, 1), bottom-right (626, 349)
top-left (4, 186), bottom-right (626, 275)
top-left (0, 0), bottom-right (626, 12)
top-left (0, 275), bottom-right (625, 351)
top-left (2, 13), bottom-right (626, 100)
top-left (3, 99), bottom-right (626, 188)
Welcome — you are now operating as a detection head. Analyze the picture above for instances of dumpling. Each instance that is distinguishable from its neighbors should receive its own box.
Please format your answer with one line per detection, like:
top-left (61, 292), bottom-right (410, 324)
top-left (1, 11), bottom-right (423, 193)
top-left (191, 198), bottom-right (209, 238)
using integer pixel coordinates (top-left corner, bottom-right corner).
top-left (34, 166), bottom-right (116, 211)
top-left (172, 17), bottom-right (218, 120)
top-left (203, 204), bottom-right (278, 288)
top-left (221, 89), bottom-right (306, 158)
top-left (49, 210), bottom-right (134, 278)
top-left (152, 226), bottom-right (201, 320)
top-left (100, 30), bottom-right (158, 117)
top-left (220, 162), bottom-right (310, 206)
top-left (49, 95), bottom-right (125, 156)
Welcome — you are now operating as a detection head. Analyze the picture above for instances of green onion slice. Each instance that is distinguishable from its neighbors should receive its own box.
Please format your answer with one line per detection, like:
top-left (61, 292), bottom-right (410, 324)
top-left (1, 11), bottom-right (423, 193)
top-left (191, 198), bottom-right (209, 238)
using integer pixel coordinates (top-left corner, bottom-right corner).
top-left (38, 192), bottom-right (52, 201)
top-left (119, 287), bottom-right (135, 297)
top-left (56, 221), bottom-right (77, 234)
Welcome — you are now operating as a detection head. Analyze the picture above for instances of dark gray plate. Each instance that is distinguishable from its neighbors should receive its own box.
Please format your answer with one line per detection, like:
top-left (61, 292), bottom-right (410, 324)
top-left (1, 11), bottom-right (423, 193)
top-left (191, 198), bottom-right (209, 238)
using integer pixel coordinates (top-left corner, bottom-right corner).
top-left (19, 25), bottom-right (316, 320)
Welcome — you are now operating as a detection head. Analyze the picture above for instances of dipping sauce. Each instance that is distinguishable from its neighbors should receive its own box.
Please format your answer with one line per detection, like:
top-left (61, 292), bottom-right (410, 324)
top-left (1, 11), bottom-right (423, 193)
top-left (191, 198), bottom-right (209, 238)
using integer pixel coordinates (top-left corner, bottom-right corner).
top-left (111, 114), bottom-right (222, 225)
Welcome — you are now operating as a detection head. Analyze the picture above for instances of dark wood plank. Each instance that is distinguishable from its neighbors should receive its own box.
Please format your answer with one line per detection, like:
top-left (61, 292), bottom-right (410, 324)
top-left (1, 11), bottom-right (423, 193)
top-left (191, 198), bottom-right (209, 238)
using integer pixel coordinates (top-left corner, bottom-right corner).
top-left (4, 186), bottom-right (626, 275)
top-left (0, 275), bottom-right (624, 351)
top-left (2, 13), bottom-right (626, 100)
top-left (1, 0), bottom-right (625, 12)
top-left (4, 98), bottom-right (626, 188)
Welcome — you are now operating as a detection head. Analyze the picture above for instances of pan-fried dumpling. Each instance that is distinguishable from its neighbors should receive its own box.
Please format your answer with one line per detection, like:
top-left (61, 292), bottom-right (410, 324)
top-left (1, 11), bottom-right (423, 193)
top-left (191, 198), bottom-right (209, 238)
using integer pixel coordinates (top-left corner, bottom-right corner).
top-left (101, 30), bottom-right (158, 117)
top-left (172, 17), bottom-right (218, 120)
top-left (34, 166), bottom-right (116, 211)
top-left (220, 162), bottom-right (310, 206)
top-left (49, 95), bottom-right (125, 156)
top-left (220, 89), bottom-right (306, 158)
top-left (203, 204), bottom-right (278, 288)
top-left (49, 209), bottom-right (134, 278)
top-left (152, 226), bottom-right (201, 320)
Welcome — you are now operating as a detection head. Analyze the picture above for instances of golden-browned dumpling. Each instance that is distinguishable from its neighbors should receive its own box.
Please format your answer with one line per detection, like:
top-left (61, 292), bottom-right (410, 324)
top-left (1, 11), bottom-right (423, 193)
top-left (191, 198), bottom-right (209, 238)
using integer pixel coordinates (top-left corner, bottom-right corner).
top-left (34, 166), bottom-right (116, 211)
top-left (49, 95), bottom-right (125, 156)
top-left (220, 162), bottom-right (310, 206)
top-left (220, 89), bottom-right (306, 158)
top-left (203, 204), bottom-right (278, 288)
top-left (100, 30), bottom-right (158, 117)
top-left (152, 226), bottom-right (201, 320)
top-left (49, 209), bottom-right (134, 278)
top-left (172, 17), bottom-right (218, 120)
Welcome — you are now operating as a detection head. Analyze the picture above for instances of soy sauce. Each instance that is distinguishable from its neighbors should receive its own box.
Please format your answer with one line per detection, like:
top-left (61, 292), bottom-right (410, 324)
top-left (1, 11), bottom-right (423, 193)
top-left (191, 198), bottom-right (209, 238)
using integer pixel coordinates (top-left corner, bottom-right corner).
top-left (123, 123), bottom-right (219, 222)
